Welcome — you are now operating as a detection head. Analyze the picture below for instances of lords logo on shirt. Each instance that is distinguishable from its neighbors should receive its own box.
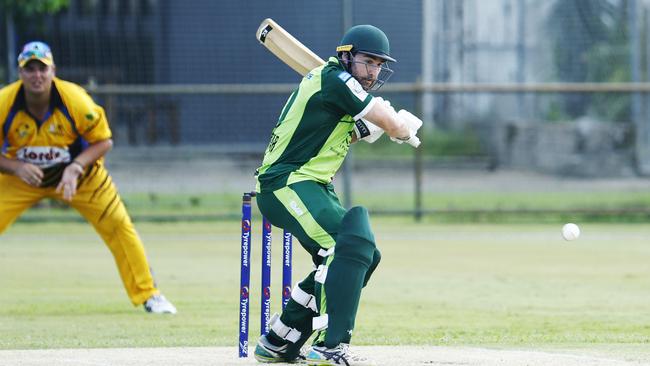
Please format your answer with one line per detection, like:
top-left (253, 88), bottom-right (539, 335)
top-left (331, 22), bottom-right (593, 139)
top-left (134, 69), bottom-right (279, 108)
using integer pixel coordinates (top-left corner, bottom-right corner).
top-left (16, 146), bottom-right (70, 168)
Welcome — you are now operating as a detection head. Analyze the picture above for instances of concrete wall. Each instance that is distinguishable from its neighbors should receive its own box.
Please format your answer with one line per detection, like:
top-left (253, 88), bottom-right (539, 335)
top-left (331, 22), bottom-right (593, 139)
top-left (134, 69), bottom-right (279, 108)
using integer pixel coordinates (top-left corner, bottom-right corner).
top-left (493, 118), bottom-right (636, 177)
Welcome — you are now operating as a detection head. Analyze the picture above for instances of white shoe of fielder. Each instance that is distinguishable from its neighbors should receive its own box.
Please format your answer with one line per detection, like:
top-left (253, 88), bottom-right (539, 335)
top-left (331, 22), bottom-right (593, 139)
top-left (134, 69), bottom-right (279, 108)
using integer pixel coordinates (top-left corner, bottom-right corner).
top-left (143, 294), bottom-right (177, 314)
top-left (306, 343), bottom-right (372, 365)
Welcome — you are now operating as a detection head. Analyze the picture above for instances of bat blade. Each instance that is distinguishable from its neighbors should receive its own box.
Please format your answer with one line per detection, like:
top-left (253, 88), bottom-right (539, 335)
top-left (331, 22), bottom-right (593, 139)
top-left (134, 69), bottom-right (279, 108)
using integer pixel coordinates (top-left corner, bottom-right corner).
top-left (256, 18), bottom-right (326, 76)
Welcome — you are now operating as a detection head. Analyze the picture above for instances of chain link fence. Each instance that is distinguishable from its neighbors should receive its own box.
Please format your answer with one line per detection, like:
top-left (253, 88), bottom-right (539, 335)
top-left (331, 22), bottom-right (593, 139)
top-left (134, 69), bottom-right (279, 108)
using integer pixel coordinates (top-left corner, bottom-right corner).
top-left (2, 0), bottom-right (650, 220)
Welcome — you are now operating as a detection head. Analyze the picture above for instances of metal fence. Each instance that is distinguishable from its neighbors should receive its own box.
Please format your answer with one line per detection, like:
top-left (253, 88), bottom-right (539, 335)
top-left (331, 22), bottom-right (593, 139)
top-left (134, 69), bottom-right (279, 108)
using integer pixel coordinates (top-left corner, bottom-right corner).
top-left (4, 0), bottom-right (650, 220)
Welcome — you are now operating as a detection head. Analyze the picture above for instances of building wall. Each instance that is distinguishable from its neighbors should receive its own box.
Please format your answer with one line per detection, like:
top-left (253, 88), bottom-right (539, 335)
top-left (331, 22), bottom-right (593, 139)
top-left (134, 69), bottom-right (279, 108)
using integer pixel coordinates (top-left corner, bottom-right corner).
top-left (157, 0), bottom-right (423, 144)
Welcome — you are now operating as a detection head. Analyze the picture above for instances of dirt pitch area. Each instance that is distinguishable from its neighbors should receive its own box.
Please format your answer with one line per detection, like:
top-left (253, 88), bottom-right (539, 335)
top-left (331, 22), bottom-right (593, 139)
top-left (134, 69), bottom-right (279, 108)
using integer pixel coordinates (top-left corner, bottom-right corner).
top-left (1, 346), bottom-right (647, 366)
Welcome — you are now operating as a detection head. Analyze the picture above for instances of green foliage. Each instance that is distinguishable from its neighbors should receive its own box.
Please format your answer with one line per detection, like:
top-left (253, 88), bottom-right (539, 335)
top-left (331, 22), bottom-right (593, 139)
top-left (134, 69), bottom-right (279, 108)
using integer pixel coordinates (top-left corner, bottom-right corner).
top-left (547, 0), bottom-right (631, 122)
top-left (423, 127), bottom-right (484, 156)
top-left (588, 49), bottom-right (632, 121)
top-left (545, 100), bottom-right (570, 122)
top-left (1, 0), bottom-right (69, 16)
top-left (19, 189), bottom-right (650, 224)
top-left (353, 127), bottom-right (485, 159)
top-left (2, 0), bottom-right (69, 36)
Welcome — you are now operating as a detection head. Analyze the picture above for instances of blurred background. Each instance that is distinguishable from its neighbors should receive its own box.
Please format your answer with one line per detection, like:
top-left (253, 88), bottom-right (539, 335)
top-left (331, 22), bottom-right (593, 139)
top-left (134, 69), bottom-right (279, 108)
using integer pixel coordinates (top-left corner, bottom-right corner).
top-left (2, 0), bottom-right (649, 222)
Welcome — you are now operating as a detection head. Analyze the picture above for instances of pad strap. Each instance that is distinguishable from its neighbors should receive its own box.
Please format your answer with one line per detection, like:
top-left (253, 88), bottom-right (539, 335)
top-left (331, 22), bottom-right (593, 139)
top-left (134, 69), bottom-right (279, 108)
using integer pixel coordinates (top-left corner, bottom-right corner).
top-left (291, 284), bottom-right (318, 312)
top-left (314, 264), bottom-right (328, 284)
top-left (317, 247), bottom-right (335, 257)
top-left (312, 314), bottom-right (329, 331)
top-left (269, 313), bottom-right (301, 343)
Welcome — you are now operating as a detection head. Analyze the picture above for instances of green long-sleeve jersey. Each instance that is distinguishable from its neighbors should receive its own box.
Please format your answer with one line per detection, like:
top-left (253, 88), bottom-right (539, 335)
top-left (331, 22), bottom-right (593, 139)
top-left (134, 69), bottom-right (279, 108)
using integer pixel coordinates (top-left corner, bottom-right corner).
top-left (256, 57), bottom-right (376, 193)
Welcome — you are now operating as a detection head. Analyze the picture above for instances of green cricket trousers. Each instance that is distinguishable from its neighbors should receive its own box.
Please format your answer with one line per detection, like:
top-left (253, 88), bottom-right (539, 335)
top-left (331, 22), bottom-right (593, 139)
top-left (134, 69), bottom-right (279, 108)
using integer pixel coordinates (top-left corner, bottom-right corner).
top-left (256, 179), bottom-right (381, 357)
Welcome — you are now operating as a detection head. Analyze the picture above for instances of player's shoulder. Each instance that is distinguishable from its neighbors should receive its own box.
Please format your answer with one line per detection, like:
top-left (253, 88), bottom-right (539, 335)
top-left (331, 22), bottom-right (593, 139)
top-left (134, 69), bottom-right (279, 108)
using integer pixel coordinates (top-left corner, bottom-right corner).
top-left (321, 60), bottom-right (369, 102)
top-left (321, 57), bottom-right (349, 82)
top-left (0, 80), bottom-right (22, 100)
top-left (53, 78), bottom-right (97, 109)
top-left (53, 78), bottom-right (103, 126)
top-left (0, 81), bottom-right (22, 121)
top-left (53, 78), bottom-right (90, 96)
top-left (321, 58), bottom-right (358, 94)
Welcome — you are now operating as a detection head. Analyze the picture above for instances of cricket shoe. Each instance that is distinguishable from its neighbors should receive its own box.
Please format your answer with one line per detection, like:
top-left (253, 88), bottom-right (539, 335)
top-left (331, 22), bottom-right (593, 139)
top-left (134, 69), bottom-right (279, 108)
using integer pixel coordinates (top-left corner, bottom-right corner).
top-left (305, 344), bottom-right (372, 365)
top-left (254, 334), bottom-right (307, 363)
top-left (143, 294), bottom-right (177, 314)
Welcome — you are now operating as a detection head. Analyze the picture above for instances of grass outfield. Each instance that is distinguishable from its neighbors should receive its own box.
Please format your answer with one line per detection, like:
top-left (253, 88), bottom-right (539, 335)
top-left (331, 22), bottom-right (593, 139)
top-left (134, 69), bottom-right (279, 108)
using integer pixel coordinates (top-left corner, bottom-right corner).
top-left (1, 220), bottom-right (649, 356)
top-left (16, 190), bottom-right (650, 223)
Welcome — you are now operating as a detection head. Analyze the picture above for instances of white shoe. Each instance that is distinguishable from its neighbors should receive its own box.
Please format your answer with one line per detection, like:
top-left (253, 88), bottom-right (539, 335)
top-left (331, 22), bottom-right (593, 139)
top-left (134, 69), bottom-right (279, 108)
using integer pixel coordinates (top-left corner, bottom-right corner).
top-left (306, 344), bottom-right (372, 365)
top-left (253, 334), bottom-right (306, 363)
top-left (143, 294), bottom-right (177, 314)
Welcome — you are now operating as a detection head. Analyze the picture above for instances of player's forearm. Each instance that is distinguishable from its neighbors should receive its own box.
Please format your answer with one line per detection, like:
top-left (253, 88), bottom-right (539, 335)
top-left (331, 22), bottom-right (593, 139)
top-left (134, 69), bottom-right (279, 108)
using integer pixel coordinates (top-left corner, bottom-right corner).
top-left (0, 154), bottom-right (21, 175)
top-left (363, 101), bottom-right (410, 139)
top-left (72, 139), bottom-right (113, 168)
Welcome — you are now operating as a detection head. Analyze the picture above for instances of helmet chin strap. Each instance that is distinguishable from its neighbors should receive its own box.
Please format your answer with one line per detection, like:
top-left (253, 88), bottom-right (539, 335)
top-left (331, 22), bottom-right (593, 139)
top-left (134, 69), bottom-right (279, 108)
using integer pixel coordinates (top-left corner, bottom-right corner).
top-left (338, 51), bottom-right (354, 73)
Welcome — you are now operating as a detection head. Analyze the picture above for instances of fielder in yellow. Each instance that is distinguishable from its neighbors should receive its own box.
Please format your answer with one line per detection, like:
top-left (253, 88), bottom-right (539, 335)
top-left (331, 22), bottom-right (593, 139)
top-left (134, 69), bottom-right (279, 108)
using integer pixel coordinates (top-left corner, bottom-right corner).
top-left (0, 41), bottom-right (176, 314)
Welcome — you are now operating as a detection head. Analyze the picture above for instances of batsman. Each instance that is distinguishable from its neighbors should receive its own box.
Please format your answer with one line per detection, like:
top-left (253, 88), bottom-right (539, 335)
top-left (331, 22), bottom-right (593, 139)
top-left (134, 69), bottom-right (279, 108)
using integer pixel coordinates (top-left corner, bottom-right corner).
top-left (253, 24), bottom-right (422, 365)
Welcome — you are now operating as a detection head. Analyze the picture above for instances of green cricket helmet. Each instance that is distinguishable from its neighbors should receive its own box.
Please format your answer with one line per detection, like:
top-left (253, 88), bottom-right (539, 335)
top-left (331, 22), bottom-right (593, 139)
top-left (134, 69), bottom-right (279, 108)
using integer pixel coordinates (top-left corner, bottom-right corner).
top-left (336, 25), bottom-right (396, 63)
top-left (336, 25), bottom-right (395, 90)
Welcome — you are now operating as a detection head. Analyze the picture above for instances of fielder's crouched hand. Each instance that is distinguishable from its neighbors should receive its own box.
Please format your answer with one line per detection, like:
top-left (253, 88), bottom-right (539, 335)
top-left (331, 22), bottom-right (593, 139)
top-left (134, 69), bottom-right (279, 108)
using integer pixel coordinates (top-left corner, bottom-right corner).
top-left (40, 162), bottom-right (68, 188)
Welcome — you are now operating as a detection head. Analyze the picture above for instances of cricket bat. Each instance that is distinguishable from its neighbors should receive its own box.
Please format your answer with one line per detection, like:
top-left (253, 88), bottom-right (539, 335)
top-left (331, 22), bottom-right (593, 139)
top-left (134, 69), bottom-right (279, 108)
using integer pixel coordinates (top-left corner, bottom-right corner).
top-left (256, 18), bottom-right (325, 76)
top-left (255, 19), bottom-right (421, 147)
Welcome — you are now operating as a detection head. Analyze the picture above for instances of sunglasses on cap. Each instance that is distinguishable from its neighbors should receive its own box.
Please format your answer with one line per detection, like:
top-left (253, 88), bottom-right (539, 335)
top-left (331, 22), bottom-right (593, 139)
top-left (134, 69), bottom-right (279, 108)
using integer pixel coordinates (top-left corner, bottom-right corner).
top-left (18, 41), bottom-right (54, 67)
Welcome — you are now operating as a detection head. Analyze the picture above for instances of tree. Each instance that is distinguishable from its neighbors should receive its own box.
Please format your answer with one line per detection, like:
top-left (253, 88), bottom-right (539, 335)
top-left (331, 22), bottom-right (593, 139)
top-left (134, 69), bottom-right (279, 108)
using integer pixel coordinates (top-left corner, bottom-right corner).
top-left (1, 0), bottom-right (69, 16)
top-left (2, 0), bottom-right (69, 82)
top-left (547, 0), bottom-right (630, 122)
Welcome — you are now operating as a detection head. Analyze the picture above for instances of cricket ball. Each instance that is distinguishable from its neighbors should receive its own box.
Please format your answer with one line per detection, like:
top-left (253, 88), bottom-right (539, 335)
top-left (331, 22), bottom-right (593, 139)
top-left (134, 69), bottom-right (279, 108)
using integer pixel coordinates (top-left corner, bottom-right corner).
top-left (562, 223), bottom-right (580, 241)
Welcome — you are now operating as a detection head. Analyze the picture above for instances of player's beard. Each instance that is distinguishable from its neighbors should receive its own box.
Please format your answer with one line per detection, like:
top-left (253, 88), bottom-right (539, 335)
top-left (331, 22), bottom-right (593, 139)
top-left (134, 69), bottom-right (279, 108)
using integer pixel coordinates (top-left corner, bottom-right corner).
top-left (350, 71), bottom-right (376, 91)
top-left (358, 77), bottom-right (375, 91)
top-left (350, 62), bottom-right (383, 91)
